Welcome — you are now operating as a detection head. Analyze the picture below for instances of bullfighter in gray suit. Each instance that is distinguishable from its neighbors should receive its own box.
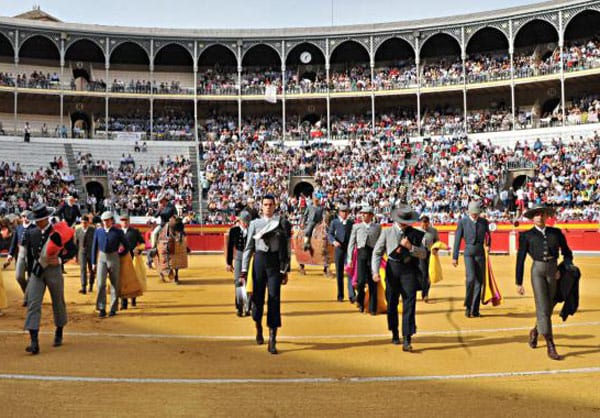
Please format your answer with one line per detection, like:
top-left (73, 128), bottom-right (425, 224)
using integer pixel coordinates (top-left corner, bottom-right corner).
top-left (347, 205), bottom-right (382, 315)
top-left (452, 201), bottom-right (491, 318)
top-left (22, 204), bottom-right (68, 355)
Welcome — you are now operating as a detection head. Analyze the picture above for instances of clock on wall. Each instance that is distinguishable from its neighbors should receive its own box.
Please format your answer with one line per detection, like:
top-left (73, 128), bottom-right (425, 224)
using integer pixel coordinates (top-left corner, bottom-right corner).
top-left (300, 51), bottom-right (312, 64)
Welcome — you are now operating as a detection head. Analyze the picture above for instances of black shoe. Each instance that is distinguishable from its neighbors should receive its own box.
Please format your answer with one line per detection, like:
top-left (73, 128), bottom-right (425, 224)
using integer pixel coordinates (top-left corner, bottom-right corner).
top-left (79, 289), bottom-right (87, 295)
top-left (88, 285), bottom-right (94, 293)
top-left (256, 324), bottom-right (264, 345)
top-left (25, 341), bottom-right (40, 355)
top-left (268, 329), bottom-right (278, 354)
top-left (402, 337), bottom-right (413, 352)
top-left (337, 296), bottom-right (343, 302)
top-left (53, 327), bottom-right (63, 347)
top-left (465, 310), bottom-right (472, 318)
top-left (109, 310), bottom-right (117, 317)
top-left (236, 310), bottom-right (243, 317)
top-left (472, 312), bottom-right (481, 317)
top-left (22, 301), bottom-right (28, 307)
top-left (358, 305), bottom-right (365, 313)
top-left (392, 330), bottom-right (400, 345)
top-left (131, 298), bottom-right (137, 307)
top-left (349, 297), bottom-right (356, 304)
top-left (98, 309), bottom-right (107, 318)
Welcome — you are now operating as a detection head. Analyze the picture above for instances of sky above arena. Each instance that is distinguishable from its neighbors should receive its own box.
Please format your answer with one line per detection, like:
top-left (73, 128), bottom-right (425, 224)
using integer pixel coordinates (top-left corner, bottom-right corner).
top-left (3, 0), bottom-right (541, 29)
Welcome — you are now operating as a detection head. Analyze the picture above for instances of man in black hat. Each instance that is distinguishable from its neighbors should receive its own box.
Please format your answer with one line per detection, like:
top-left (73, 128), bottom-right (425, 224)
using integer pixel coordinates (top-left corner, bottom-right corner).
top-left (372, 205), bottom-right (426, 351)
top-left (327, 203), bottom-right (354, 302)
top-left (516, 204), bottom-right (573, 360)
top-left (6, 210), bottom-right (35, 306)
top-left (21, 204), bottom-right (68, 355)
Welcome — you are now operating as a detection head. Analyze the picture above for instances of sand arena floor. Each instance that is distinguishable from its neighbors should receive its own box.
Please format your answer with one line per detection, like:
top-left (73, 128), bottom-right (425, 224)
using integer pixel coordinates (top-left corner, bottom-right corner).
top-left (0, 254), bottom-right (599, 417)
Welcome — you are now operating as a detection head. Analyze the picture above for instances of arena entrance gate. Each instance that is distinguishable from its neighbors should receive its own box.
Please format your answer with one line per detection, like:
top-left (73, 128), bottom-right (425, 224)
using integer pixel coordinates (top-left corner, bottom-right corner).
top-left (289, 176), bottom-right (315, 198)
top-left (70, 111), bottom-right (91, 138)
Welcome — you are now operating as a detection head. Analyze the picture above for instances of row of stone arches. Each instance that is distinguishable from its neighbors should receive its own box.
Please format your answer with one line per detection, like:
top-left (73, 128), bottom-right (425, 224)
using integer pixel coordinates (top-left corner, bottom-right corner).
top-left (1, 10), bottom-right (599, 68)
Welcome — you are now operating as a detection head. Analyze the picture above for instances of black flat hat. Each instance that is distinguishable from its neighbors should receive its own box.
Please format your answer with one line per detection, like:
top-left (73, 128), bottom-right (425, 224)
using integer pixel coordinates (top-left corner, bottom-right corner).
top-left (391, 205), bottom-right (419, 225)
top-left (523, 204), bottom-right (555, 219)
top-left (28, 204), bottom-right (55, 222)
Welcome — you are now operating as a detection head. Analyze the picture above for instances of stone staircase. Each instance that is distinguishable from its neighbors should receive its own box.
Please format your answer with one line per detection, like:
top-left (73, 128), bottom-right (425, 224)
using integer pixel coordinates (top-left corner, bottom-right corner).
top-left (188, 145), bottom-right (201, 214)
top-left (63, 143), bottom-right (88, 211)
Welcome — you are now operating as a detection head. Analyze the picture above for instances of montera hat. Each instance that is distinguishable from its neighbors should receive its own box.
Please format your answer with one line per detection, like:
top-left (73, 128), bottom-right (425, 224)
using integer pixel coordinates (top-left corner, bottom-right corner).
top-left (28, 204), bottom-right (55, 222)
top-left (391, 205), bottom-right (420, 225)
top-left (523, 204), bottom-right (556, 219)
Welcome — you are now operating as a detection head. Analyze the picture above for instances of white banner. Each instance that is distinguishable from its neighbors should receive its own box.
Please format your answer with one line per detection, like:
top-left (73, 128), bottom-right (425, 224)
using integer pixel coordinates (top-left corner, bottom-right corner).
top-left (264, 85), bottom-right (277, 104)
top-left (115, 132), bottom-right (143, 141)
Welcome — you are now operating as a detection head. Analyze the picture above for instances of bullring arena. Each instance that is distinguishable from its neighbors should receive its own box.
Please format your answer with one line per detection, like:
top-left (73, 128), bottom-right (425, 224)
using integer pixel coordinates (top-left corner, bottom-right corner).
top-left (1, 0), bottom-right (600, 416)
top-left (1, 255), bottom-right (600, 416)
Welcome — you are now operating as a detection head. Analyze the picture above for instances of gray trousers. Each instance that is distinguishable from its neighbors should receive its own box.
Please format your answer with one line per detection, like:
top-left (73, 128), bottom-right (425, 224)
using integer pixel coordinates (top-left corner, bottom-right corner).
top-left (79, 252), bottom-right (94, 289)
top-left (531, 260), bottom-right (558, 335)
top-left (24, 265), bottom-right (67, 331)
top-left (95, 251), bottom-right (120, 312)
top-left (15, 254), bottom-right (29, 297)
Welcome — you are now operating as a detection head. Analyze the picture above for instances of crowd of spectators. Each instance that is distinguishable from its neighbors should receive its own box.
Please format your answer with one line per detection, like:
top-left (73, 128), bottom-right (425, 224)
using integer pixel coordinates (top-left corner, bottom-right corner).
top-left (0, 71), bottom-right (60, 89)
top-left (0, 158), bottom-right (77, 216)
top-left (109, 79), bottom-right (190, 94)
top-left (74, 152), bottom-right (196, 219)
top-left (95, 110), bottom-right (194, 140)
top-left (1, 36), bottom-right (599, 98)
top-left (201, 128), bottom-right (600, 225)
top-left (563, 38), bottom-right (600, 71)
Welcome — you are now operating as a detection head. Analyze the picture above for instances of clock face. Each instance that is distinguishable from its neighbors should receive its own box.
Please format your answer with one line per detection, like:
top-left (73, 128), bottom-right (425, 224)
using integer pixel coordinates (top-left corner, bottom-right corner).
top-left (300, 51), bottom-right (312, 64)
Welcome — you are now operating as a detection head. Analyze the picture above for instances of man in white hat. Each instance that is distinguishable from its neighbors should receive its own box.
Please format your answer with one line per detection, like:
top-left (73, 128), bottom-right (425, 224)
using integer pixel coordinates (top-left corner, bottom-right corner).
top-left (452, 201), bottom-right (491, 318)
top-left (6, 210), bottom-right (35, 305)
top-left (346, 205), bottom-right (382, 314)
top-left (372, 205), bottom-right (426, 351)
top-left (91, 211), bottom-right (128, 317)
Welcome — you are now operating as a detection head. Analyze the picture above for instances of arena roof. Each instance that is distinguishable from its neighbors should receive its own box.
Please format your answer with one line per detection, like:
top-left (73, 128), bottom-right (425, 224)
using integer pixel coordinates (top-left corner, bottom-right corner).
top-left (0, 0), bottom-right (593, 39)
